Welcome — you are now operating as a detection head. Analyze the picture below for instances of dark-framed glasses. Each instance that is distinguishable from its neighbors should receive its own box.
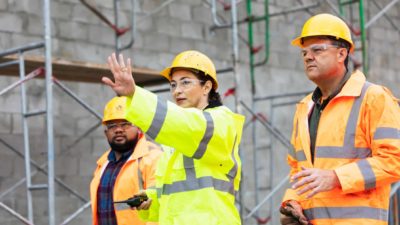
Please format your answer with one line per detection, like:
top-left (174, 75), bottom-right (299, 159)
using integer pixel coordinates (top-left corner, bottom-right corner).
top-left (105, 121), bottom-right (133, 131)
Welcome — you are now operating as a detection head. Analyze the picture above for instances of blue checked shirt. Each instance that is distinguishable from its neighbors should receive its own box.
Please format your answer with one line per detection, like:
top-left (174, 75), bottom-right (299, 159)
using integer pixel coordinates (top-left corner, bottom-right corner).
top-left (96, 150), bottom-right (133, 225)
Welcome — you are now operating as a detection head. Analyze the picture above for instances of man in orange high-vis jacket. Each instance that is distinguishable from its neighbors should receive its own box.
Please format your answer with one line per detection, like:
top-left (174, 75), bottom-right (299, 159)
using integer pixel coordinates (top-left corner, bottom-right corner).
top-left (90, 96), bottom-right (162, 225)
top-left (280, 13), bottom-right (400, 225)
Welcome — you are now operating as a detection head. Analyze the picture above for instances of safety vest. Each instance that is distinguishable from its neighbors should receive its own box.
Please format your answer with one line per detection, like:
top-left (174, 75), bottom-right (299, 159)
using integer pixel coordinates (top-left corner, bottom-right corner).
top-left (90, 134), bottom-right (162, 225)
top-left (283, 70), bottom-right (400, 225)
top-left (125, 86), bottom-right (245, 225)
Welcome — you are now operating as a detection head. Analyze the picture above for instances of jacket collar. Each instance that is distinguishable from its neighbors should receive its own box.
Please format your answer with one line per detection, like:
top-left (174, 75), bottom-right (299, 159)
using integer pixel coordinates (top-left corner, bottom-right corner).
top-left (336, 70), bottom-right (365, 98)
top-left (300, 70), bottom-right (366, 104)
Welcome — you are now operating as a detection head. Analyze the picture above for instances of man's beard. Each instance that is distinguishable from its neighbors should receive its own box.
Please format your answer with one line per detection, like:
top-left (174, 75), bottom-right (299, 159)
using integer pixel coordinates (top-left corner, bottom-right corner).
top-left (109, 137), bottom-right (137, 153)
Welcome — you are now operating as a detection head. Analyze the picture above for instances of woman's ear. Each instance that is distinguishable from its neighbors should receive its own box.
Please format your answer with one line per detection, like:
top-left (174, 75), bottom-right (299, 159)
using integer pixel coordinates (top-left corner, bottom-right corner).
top-left (203, 80), bottom-right (212, 96)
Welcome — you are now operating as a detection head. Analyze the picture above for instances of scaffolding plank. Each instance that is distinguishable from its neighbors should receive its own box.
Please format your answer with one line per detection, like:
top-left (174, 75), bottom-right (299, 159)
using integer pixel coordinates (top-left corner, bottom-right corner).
top-left (0, 55), bottom-right (166, 86)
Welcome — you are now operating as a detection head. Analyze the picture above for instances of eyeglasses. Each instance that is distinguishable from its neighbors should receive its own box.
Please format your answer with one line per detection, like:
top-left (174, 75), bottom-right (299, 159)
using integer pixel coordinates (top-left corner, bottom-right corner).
top-left (170, 78), bottom-right (204, 92)
top-left (301, 43), bottom-right (340, 58)
top-left (105, 121), bottom-right (133, 131)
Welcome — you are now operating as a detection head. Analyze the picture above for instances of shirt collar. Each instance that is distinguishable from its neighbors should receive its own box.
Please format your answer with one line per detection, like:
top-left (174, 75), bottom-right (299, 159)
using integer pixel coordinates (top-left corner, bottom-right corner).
top-left (204, 101), bottom-right (223, 110)
top-left (107, 149), bottom-right (133, 162)
top-left (311, 70), bottom-right (351, 106)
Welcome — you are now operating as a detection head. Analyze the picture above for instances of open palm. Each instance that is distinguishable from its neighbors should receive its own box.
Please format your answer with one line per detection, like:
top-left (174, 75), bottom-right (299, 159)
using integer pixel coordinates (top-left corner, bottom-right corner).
top-left (102, 53), bottom-right (136, 97)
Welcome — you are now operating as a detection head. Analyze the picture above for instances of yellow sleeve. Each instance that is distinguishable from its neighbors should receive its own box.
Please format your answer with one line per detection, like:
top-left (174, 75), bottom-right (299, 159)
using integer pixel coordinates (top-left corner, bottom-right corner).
top-left (138, 188), bottom-right (159, 222)
top-left (126, 86), bottom-right (244, 164)
top-left (142, 142), bottom-right (163, 189)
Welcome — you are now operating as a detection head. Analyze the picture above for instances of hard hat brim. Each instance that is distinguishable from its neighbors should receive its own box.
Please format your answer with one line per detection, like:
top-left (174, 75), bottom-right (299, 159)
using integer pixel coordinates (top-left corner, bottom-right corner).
top-left (291, 36), bottom-right (302, 47)
top-left (160, 67), bottom-right (172, 81)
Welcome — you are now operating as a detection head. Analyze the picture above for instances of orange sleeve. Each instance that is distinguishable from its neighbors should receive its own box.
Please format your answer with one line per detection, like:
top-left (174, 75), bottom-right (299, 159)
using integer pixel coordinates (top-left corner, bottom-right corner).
top-left (335, 86), bottom-right (400, 193)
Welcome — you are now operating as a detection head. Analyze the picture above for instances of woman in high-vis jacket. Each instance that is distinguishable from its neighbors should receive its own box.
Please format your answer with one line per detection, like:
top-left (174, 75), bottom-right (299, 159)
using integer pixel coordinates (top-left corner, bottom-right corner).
top-left (102, 50), bottom-right (245, 225)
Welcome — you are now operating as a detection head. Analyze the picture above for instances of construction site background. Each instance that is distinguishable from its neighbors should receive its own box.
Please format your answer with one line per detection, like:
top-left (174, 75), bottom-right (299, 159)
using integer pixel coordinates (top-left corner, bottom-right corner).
top-left (0, 0), bottom-right (399, 224)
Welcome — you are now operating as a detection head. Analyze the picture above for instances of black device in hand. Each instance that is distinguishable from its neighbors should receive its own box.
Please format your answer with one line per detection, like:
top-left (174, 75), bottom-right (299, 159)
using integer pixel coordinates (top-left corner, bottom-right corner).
top-left (113, 195), bottom-right (148, 207)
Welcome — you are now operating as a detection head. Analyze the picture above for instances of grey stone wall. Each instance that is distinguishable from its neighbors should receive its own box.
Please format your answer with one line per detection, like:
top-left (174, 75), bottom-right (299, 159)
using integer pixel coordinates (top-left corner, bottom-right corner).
top-left (0, 0), bottom-right (399, 224)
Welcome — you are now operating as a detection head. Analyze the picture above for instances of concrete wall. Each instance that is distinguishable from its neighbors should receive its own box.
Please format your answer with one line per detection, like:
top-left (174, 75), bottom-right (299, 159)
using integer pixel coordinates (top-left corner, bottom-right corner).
top-left (0, 0), bottom-right (399, 224)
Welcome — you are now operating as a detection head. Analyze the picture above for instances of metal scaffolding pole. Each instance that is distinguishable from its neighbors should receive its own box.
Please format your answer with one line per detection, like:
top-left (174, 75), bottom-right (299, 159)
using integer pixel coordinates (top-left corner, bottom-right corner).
top-left (19, 52), bottom-right (35, 223)
top-left (43, 0), bottom-right (55, 223)
top-left (0, 202), bottom-right (33, 225)
top-left (229, 0), bottom-right (245, 222)
top-left (365, 0), bottom-right (400, 29)
top-left (369, 0), bottom-right (400, 33)
top-left (60, 201), bottom-right (91, 225)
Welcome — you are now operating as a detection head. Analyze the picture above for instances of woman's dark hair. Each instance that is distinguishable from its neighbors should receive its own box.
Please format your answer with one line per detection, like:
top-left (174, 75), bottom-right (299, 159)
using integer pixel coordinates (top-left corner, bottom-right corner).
top-left (191, 69), bottom-right (223, 107)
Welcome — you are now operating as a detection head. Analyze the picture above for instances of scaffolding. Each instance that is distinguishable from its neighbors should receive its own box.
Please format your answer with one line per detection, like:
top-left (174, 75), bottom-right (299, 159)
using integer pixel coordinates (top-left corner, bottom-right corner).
top-left (0, 1), bottom-right (163, 224)
top-left (0, 0), bottom-right (400, 224)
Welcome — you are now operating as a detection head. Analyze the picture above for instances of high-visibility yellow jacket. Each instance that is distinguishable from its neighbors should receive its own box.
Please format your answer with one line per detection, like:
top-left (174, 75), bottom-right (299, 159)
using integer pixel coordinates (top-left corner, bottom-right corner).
top-left (125, 86), bottom-right (245, 225)
top-left (283, 70), bottom-right (400, 225)
top-left (90, 134), bottom-right (162, 225)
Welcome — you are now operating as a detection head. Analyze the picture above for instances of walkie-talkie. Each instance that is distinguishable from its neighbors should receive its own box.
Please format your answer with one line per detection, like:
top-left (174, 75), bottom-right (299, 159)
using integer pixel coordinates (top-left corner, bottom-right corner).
top-left (113, 195), bottom-right (148, 207)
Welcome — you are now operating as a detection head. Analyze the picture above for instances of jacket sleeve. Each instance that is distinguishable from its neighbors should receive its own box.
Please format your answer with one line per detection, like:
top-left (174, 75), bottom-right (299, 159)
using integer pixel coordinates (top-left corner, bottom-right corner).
top-left (282, 111), bottom-right (302, 202)
top-left (138, 188), bottom-right (159, 222)
top-left (335, 86), bottom-right (400, 193)
top-left (125, 86), bottom-right (244, 164)
top-left (142, 142), bottom-right (163, 189)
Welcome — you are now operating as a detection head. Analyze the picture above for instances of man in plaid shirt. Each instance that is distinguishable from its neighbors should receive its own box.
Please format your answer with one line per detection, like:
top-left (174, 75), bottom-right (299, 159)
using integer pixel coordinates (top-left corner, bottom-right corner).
top-left (90, 96), bottom-right (162, 225)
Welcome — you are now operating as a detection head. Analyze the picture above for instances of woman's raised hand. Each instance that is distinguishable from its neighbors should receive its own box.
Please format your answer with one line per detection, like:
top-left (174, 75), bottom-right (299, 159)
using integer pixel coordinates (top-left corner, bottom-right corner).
top-left (102, 53), bottom-right (136, 97)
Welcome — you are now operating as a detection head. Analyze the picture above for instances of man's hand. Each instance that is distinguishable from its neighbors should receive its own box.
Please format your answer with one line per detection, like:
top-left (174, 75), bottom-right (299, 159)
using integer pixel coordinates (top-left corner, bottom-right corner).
top-left (280, 200), bottom-right (309, 225)
top-left (291, 167), bottom-right (340, 198)
top-left (132, 191), bottom-right (152, 210)
top-left (280, 215), bottom-right (301, 225)
top-left (102, 53), bottom-right (136, 97)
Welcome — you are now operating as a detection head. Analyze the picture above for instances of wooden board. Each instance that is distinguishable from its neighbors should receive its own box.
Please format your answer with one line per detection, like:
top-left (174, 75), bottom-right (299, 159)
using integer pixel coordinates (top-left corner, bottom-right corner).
top-left (0, 55), bottom-right (167, 86)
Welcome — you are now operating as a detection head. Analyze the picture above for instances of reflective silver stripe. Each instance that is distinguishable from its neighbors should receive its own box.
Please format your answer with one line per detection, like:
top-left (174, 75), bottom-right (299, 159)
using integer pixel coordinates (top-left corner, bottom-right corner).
top-left (114, 202), bottom-right (131, 211)
top-left (304, 206), bottom-right (387, 221)
top-left (288, 147), bottom-right (296, 159)
top-left (193, 112), bottom-right (214, 159)
top-left (157, 187), bottom-right (162, 198)
top-left (137, 157), bottom-right (143, 190)
top-left (162, 135), bottom-right (238, 196)
top-left (316, 82), bottom-right (372, 159)
top-left (227, 135), bottom-right (238, 178)
top-left (296, 149), bottom-right (307, 161)
top-left (317, 146), bottom-right (371, 159)
top-left (374, 127), bottom-right (400, 140)
top-left (357, 159), bottom-right (376, 189)
top-left (163, 175), bottom-right (235, 195)
top-left (147, 97), bottom-right (168, 139)
top-left (183, 156), bottom-right (196, 178)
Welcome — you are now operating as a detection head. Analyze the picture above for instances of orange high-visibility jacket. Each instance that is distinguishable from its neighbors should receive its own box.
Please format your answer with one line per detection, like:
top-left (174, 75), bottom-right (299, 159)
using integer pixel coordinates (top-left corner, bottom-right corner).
top-left (283, 70), bottom-right (400, 225)
top-left (90, 134), bottom-right (162, 225)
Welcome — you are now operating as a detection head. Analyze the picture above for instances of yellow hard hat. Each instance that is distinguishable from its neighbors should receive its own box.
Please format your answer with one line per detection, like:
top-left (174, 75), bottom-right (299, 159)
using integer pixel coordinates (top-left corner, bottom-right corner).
top-left (102, 96), bottom-right (127, 124)
top-left (160, 50), bottom-right (218, 90)
top-left (292, 13), bottom-right (354, 52)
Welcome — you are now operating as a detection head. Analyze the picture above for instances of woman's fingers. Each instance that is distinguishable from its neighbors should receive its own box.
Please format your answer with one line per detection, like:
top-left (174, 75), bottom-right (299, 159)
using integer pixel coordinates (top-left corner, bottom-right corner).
top-left (102, 76), bottom-right (115, 87)
top-left (119, 54), bottom-right (126, 69)
top-left (127, 58), bottom-right (132, 74)
top-left (111, 53), bottom-right (120, 70)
